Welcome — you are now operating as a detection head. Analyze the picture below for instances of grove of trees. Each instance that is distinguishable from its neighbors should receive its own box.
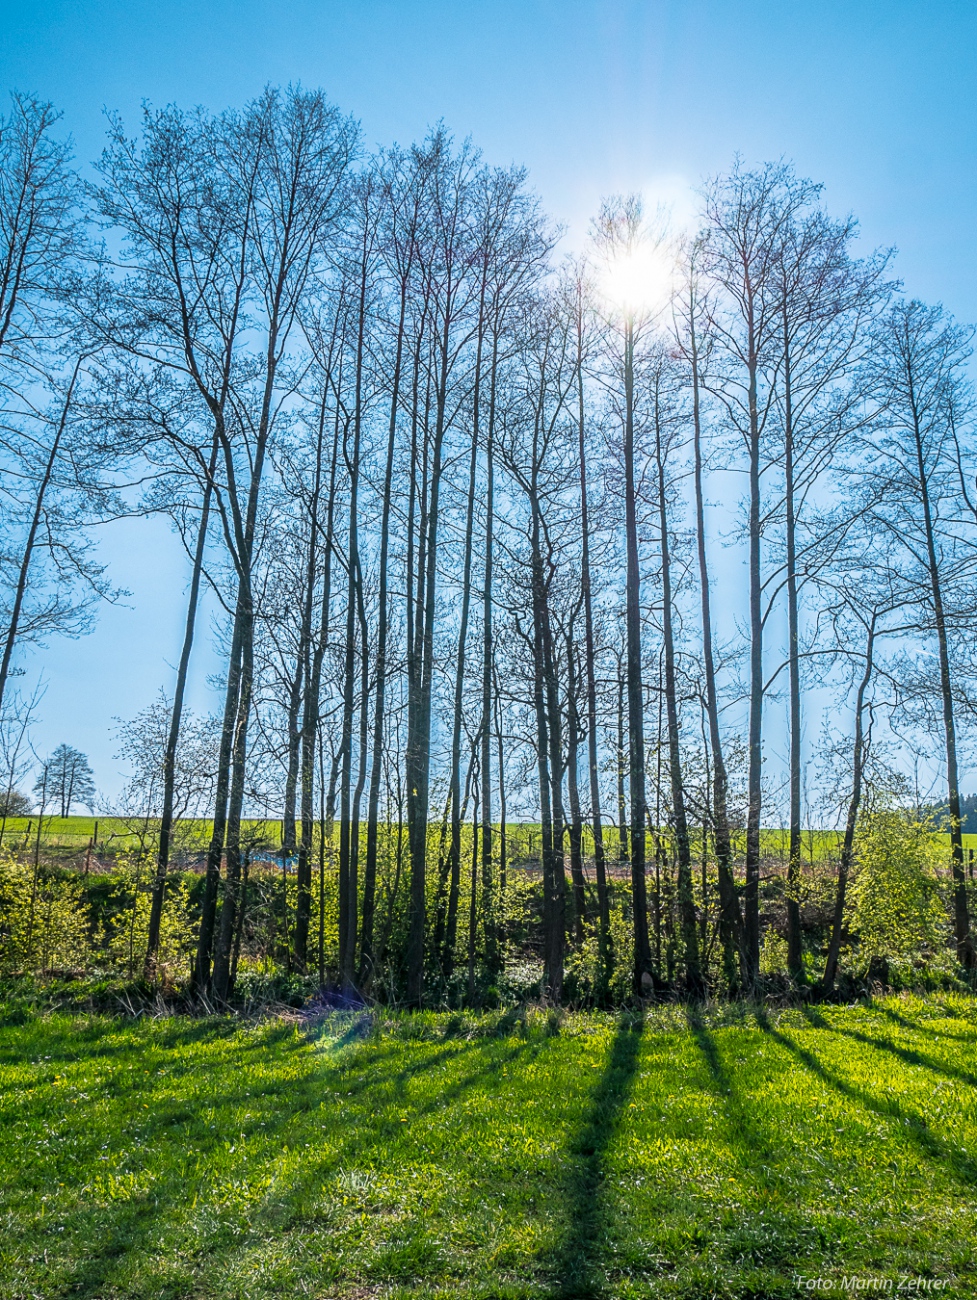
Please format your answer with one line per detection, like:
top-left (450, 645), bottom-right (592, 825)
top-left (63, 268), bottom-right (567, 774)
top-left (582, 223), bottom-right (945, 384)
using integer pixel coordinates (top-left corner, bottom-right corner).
top-left (2, 85), bottom-right (977, 1004)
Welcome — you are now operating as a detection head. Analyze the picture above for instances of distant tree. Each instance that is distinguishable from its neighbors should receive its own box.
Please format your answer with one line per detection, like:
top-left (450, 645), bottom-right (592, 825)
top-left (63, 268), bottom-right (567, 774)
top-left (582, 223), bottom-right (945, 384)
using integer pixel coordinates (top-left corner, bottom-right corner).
top-left (0, 789), bottom-right (31, 816)
top-left (35, 744), bottom-right (95, 817)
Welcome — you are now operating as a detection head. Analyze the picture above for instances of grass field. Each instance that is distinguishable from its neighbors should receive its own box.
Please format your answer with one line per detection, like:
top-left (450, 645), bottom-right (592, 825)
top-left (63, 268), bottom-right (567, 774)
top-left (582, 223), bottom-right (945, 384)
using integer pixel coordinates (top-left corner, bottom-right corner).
top-left (6, 813), bottom-right (977, 862)
top-left (1, 995), bottom-right (975, 1298)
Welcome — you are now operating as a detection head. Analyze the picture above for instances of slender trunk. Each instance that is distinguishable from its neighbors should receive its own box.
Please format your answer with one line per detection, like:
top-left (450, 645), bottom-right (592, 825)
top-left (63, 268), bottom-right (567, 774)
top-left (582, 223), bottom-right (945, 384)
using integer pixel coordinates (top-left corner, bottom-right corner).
top-left (299, 396), bottom-right (341, 973)
top-left (480, 331), bottom-right (500, 979)
top-left (339, 219), bottom-right (372, 989)
top-left (318, 727), bottom-right (327, 985)
top-left (783, 318), bottom-right (804, 980)
top-left (361, 280), bottom-right (407, 981)
top-left (911, 395), bottom-right (974, 967)
top-left (565, 639), bottom-right (586, 944)
top-left (198, 224), bottom-right (290, 996)
top-left (616, 665), bottom-right (629, 865)
top-left (529, 595), bottom-right (557, 998)
top-left (281, 654), bottom-right (303, 859)
top-left (654, 405), bottom-right (702, 995)
top-left (823, 619), bottom-right (875, 990)
top-left (446, 745), bottom-right (477, 963)
top-left (293, 394), bottom-right (329, 974)
top-left (211, 609), bottom-right (255, 1002)
top-left (0, 358), bottom-right (83, 719)
top-left (193, 590), bottom-right (244, 995)
top-left (348, 566), bottom-right (371, 980)
top-left (542, 603), bottom-right (567, 992)
top-left (446, 356), bottom-right (482, 970)
top-left (467, 770), bottom-right (480, 1002)
top-left (146, 442), bottom-right (217, 972)
top-left (576, 321), bottom-right (611, 981)
top-left (623, 320), bottom-right (652, 994)
top-left (688, 293), bottom-right (743, 986)
top-left (338, 474), bottom-right (359, 986)
top-left (406, 333), bottom-right (449, 1006)
top-left (744, 342), bottom-right (763, 985)
top-left (532, 487), bottom-right (566, 1000)
top-left (230, 851), bottom-right (249, 989)
top-left (494, 664), bottom-right (508, 906)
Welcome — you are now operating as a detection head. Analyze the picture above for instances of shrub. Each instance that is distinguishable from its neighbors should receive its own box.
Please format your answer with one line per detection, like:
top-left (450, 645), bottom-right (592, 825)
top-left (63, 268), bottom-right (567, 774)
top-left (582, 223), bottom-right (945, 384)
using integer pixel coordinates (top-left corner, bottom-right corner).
top-left (0, 849), bottom-right (91, 974)
top-left (849, 810), bottom-right (948, 972)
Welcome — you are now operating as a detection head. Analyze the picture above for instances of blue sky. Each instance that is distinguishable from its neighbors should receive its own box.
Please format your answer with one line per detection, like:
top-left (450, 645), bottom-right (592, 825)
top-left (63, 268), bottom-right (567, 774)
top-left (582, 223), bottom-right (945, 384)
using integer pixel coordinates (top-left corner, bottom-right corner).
top-left (1, 0), bottom-right (975, 797)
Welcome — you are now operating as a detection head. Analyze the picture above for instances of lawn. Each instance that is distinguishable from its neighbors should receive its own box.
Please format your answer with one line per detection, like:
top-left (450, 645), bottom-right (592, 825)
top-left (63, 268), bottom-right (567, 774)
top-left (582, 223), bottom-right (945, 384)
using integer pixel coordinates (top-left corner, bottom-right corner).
top-left (1, 996), bottom-right (975, 1298)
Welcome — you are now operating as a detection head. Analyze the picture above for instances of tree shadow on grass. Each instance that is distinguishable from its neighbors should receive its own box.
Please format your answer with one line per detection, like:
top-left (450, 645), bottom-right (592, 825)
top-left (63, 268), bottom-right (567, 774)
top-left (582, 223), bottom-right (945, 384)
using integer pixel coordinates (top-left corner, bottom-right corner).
top-left (800, 1005), bottom-right (977, 1091)
top-left (756, 1010), bottom-right (977, 1191)
top-left (547, 1013), bottom-right (644, 1299)
top-left (875, 1003), bottom-right (977, 1045)
top-left (44, 1031), bottom-right (509, 1299)
top-left (276, 1031), bottom-right (554, 1224)
top-left (685, 1006), bottom-right (782, 1191)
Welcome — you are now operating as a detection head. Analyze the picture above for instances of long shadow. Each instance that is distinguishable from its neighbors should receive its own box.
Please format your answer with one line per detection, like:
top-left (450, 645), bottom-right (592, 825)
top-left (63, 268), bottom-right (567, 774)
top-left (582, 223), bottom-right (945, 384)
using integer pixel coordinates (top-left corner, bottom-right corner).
top-left (876, 1003), bottom-right (977, 1045)
top-left (755, 1010), bottom-right (977, 1191)
top-left (0, 1013), bottom-right (270, 1071)
top-left (549, 1014), bottom-right (644, 1299)
top-left (33, 1025), bottom-right (510, 1299)
top-left (686, 1007), bottom-right (782, 1192)
top-left (800, 1005), bottom-right (977, 1091)
top-left (276, 1032), bottom-right (552, 1218)
top-left (63, 1028), bottom-right (552, 1298)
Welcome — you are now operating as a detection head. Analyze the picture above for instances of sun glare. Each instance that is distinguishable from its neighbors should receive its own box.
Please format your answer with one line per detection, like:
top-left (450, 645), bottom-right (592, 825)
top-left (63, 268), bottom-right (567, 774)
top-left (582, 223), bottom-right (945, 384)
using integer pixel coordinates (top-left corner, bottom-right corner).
top-left (598, 241), bottom-right (675, 318)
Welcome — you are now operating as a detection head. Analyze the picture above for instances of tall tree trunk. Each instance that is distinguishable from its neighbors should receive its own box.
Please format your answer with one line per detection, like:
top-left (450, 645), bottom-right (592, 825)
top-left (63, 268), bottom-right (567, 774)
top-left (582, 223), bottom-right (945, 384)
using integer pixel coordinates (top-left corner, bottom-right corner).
top-left (211, 608), bottom-right (255, 1002)
top-left (146, 432), bottom-right (218, 973)
top-left (348, 568), bottom-right (371, 980)
top-left (493, 663), bottom-right (508, 906)
top-left (339, 216), bottom-right (372, 990)
top-left (406, 328), bottom-right (449, 1005)
top-left (565, 638), bottom-right (586, 945)
top-left (338, 470), bottom-right (361, 988)
top-left (616, 664), bottom-right (629, 865)
top-left (822, 618), bottom-right (875, 991)
top-left (688, 291), bottom-right (743, 987)
top-left (193, 586), bottom-right (244, 995)
top-left (467, 766), bottom-right (480, 1002)
top-left (528, 595), bottom-right (557, 999)
top-left (783, 316), bottom-right (804, 981)
top-left (445, 344), bottom-right (483, 972)
top-left (480, 331), bottom-right (500, 980)
top-left (361, 279), bottom-right (408, 982)
top-left (298, 392), bottom-right (340, 975)
top-left (654, 403), bottom-right (702, 995)
top-left (911, 399), bottom-right (974, 968)
top-left (744, 345), bottom-right (764, 986)
top-left (537, 505), bottom-right (567, 1001)
top-left (623, 319), bottom-right (652, 994)
top-left (575, 323), bottom-right (611, 983)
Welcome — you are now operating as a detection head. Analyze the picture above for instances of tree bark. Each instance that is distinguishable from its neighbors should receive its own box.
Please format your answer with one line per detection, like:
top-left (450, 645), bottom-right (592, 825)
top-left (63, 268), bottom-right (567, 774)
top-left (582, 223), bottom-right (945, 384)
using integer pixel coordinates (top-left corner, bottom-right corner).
top-left (822, 618), bottom-right (875, 991)
top-left (146, 431), bottom-right (218, 972)
top-left (623, 319), bottom-right (652, 994)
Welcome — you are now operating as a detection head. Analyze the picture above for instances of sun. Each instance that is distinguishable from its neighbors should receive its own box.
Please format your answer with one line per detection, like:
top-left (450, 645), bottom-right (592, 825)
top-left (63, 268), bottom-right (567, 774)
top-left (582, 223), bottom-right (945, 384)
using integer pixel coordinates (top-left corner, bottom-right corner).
top-left (598, 241), bottom-right (675, 319)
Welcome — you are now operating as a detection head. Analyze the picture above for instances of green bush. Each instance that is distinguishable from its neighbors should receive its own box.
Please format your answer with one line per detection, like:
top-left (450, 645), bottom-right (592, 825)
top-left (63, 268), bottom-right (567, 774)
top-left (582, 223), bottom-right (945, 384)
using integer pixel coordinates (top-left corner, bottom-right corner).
top-left (850, 810), bottom-right (949, 972)
top-left (0, 849), bottom-right (91, 974)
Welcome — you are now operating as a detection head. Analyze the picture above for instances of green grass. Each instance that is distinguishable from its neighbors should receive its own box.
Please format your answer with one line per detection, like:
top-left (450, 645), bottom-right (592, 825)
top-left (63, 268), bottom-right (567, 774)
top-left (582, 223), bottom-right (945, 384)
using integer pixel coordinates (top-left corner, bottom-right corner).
top-left (1, 996), bottom-right (976, 1297)
top-left (6, 815), bottom-right (977, 861)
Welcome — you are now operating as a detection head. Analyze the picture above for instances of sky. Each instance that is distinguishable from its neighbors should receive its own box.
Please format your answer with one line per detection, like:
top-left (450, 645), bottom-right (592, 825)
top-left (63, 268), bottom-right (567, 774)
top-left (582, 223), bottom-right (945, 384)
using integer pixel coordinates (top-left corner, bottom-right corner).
top-left (1, 0), bottom-right (976, 800)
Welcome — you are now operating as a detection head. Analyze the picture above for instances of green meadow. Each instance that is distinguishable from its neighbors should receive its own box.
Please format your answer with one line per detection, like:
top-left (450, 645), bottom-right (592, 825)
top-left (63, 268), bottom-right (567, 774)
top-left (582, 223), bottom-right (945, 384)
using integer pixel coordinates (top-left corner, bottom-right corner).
top-left (6, 814), bottom-right (977, 862)
top-left (1, 993), bottom-right (975, 1298)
